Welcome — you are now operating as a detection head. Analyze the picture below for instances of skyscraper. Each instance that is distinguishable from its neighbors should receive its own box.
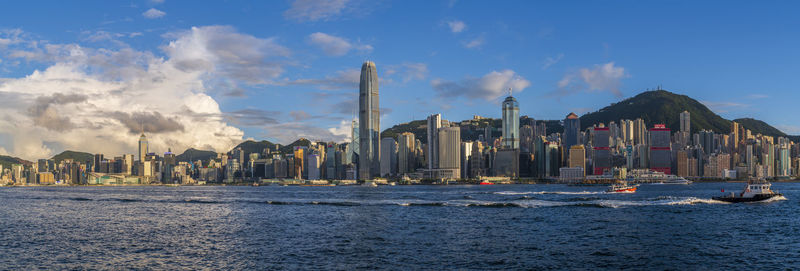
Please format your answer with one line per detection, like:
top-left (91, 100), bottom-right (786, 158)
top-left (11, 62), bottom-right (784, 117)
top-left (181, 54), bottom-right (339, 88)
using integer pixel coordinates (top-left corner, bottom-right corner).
top-left (649, 124), bottom-right (672, 174)
top-left (680, 111), bottom-right (690, 133)
top-left (138, 133), bottom-right (148, 162)
top-left (358, 61), bottom-right (380, 180)
top-left (426, 114), bottom-right (442, 170)
top-left (380, 138), bottom-right (396, 177)
top-left (438, 127), bottom-right (461, 179)
top-left (592, 127), bottom-right (611, 175)
top-left (501, 94), bottom-right (520, 149)
top-left (398, 133), bottom-right (415, 174)
top-left (563, 112), bottom-right (580, 150)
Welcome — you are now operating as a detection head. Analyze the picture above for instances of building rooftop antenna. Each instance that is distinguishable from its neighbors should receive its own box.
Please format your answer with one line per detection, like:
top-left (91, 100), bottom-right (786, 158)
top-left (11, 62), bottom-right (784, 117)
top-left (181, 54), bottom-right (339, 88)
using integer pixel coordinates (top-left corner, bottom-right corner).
top-left (508, 87), bottom-right (513, 96)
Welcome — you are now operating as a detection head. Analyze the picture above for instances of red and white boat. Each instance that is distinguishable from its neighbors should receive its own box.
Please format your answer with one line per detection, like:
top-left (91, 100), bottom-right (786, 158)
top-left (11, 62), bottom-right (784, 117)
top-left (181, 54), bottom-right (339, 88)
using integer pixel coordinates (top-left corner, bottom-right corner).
top-left (607, 183), bottom-right (638, 193)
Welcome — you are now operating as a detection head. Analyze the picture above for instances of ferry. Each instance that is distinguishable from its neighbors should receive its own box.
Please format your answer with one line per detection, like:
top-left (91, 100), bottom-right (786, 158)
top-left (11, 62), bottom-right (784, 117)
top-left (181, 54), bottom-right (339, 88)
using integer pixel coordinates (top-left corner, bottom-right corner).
top-left (607, 182), bottom-right (638, 193)
top-left (713, 182), bottom-right (783, 203)
top-left (479, 181), bottom-right (495, 185)
top-left (653, 176), bottom-right (692, 185)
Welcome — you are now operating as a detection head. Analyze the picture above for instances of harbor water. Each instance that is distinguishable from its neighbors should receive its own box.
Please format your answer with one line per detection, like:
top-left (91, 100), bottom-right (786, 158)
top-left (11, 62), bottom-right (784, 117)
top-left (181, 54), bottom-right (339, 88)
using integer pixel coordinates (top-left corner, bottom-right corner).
top-left (1, 182), bottom-right (798, 270)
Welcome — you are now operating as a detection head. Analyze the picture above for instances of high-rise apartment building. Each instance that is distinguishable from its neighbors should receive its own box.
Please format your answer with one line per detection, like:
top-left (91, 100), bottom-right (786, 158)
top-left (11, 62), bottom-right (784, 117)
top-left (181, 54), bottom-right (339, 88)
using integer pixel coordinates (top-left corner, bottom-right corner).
top-left (358, 61), bottom-right (380, 180)
top-left (680, 111), bottom-right (691, 133)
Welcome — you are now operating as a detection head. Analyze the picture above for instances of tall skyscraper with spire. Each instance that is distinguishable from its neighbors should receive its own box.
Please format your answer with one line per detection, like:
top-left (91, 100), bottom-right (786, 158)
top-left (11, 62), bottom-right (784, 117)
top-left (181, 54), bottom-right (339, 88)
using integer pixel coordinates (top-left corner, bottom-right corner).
top-left (138, 132), bottom-right (148, 162)
top-left (358, 61), bottom-right (380, 180)
top-left (501, 90), bottom-right (519, 149)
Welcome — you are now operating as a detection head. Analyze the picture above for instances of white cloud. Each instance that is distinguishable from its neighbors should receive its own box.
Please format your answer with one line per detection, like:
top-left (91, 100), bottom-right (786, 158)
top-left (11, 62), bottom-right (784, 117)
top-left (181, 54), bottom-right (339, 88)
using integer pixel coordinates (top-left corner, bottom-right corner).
top-left (164, 25), bottom-right (290, 84)
top-left (431, 69), bottom-right (531, 101)
top-left (776, 125), bottom-right (800, 135)
top-left (555, 62), bottom-right (628, 97)
top-left (700, 101), bottom-right (750, 113)
top-left (541, 53), bottom-right (563, 70)
top-left (290, 68), bottom-right (360, 90)
top-left (284, 0), bottom-right (350, 22)
top-left (308, 32), bottom-right (372, 56)
top-left (142, 8), bottom-right (166, 19)
top-left (0, 26), bottom-right (299, 159)
top-left (385, 62), bottom-right (428, 83)
top-left (447, 20), bottom-right (466, 33)
top-left (747, 94), bottom-right (769, 99)
top-left (327, 120), bottom-right (352, 142)
top-left (463, 35), bottom-right (485, 49)
top-left (150, 0), bottom-right (165, 4)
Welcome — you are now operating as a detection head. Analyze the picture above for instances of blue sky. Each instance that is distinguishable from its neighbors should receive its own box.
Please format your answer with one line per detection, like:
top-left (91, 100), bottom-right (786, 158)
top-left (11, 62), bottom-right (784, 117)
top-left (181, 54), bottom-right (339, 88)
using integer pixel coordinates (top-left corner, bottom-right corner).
top-left (0, 0), bottom-right (799, 159)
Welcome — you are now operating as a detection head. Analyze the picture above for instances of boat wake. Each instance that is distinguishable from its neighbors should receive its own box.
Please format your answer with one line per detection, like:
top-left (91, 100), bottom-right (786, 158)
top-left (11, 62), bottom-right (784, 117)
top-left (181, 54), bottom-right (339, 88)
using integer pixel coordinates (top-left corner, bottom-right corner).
top-left (757, 195), bottom-right (787, 203)
top-left (494, 191), bottom-right (605, 195)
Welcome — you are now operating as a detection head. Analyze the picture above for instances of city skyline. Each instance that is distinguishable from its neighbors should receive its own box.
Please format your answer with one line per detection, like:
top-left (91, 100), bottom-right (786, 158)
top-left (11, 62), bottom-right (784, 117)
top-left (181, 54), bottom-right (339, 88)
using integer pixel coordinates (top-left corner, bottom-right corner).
top-left (1, 1), bottom-right (800, 160)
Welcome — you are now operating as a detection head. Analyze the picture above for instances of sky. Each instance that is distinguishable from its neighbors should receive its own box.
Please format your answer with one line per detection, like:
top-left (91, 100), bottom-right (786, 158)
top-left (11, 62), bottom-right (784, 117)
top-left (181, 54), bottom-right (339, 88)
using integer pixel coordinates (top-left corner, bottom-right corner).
top-left (0, 0), bottom-right (799, 160)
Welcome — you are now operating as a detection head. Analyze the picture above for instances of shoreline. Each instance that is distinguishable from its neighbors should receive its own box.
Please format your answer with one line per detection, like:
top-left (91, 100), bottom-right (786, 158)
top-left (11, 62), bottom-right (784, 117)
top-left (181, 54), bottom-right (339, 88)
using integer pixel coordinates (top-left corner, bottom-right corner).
top-left (3, 179), bottom-right (800, 187)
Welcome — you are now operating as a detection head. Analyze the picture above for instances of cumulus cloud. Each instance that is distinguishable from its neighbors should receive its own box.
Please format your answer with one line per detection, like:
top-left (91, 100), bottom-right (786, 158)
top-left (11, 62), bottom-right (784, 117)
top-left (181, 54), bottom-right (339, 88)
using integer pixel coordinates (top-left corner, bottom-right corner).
top-left (142, 8), bottom-right (166, 19)
top-left (308, 32), bottom-right (372, 56)
top-left (0, 27), bottom-right (286, 159)
top-left (110, 111), bottom-right (185, 134)
top-left (431, 70), bottom-right (531, 101)
top-left (447, 20), bottom-right (466, 33)
top-left (555, 62), bottom-right (628, 98)
top-left (284, 0), bottom-right (350, 22)
top-left (164, 26), bottom-right (290, 84)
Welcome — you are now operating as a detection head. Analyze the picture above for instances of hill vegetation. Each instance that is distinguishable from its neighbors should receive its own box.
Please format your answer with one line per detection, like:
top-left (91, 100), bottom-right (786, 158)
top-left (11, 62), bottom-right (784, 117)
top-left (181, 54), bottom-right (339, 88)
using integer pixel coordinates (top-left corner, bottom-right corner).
top-left (51, 150), bottom-right (94, 164)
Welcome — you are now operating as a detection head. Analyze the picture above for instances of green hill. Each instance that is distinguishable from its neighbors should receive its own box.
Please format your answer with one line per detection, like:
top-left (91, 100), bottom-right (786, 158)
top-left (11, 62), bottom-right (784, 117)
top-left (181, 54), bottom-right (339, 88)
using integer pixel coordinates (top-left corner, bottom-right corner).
top-left (732, 118), bottom-right (787, 137)
top-left (579, 90), bottom-right (793, 140)
top-left (51, 150), bottom-right (93, 164)
top-left (0, 155), bottom-right (31, 170)
top-left (176, 148), bottom-right (217, 163)
top-left (579, 90), bottom-right (731, 134)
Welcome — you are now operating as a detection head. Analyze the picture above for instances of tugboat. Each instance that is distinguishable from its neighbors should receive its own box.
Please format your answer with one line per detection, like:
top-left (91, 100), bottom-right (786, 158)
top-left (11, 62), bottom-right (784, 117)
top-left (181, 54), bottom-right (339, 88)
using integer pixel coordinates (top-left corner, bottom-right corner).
top-left (713, 182), bottom-right (783, 203)
top-left (607, 182), bottom-right (638, 193)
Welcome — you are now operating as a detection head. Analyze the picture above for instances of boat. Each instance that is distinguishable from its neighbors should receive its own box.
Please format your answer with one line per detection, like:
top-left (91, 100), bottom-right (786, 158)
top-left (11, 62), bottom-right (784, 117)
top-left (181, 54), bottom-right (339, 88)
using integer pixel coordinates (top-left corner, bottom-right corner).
top-left (479, 181), bottom-right (495, 185)
top-left (362, 181), bottom-right (378, 187)
top-left (712, 182), bottom-right (783, 203)
top-left (607, 182), bottom-right (637, 193)
top-left (654, 175), bottom-right (692, 185)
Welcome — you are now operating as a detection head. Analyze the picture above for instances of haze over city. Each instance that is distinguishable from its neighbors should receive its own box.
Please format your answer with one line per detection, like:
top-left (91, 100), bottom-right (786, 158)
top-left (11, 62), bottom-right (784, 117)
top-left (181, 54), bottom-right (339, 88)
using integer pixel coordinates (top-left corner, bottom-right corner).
top-left (1, 0), bottom-right (799, 161)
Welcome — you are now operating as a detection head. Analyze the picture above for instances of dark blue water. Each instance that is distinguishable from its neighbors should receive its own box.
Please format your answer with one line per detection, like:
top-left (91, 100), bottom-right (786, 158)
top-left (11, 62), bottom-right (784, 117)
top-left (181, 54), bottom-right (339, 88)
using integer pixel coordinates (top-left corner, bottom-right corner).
top-left (1, 183), bottom-right (798, 270)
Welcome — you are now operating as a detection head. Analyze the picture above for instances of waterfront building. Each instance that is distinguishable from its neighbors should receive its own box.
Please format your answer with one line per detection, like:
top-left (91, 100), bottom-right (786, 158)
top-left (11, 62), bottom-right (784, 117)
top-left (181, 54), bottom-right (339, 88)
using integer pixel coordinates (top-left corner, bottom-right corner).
top-left (358, 61), bottom-right (380, 180)
top-left (380, 137), bottom-right (396, 177)
top-left (438, 127), bottom-right (461, 179)
top-left (592, 127), bottom-right (611, 175)
top-left (398, 132), bottom-right (415, 174)
top-left (649, 124), bottom-right (672, 174)
top-left (461, 141), bottom-right (473, 179)
top-left (568, 145), bottom-right (586, 176)
top-left (677, 150), bottom-right (689, 177)
top-left (469, 142), bottom-right (485, 178)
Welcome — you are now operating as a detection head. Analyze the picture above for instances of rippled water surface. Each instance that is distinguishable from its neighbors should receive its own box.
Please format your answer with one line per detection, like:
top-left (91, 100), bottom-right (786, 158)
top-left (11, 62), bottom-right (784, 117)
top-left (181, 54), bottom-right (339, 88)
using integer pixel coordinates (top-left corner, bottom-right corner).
top-left (1, 183), bottom-right (799, 270)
